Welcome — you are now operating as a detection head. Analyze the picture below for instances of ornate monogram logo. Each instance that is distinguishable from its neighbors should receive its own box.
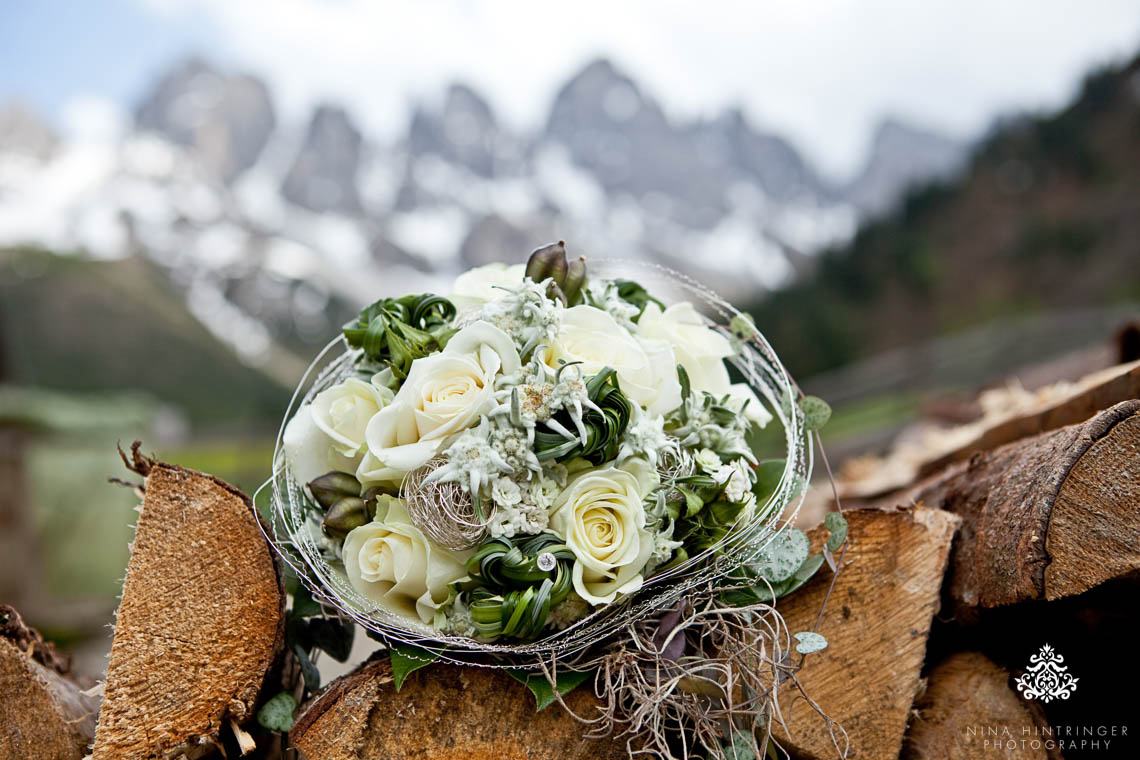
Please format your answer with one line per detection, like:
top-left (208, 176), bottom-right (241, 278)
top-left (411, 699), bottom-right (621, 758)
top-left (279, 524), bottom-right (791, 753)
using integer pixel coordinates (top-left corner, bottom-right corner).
top-left (1015, 644), bottom-right (1079, 703)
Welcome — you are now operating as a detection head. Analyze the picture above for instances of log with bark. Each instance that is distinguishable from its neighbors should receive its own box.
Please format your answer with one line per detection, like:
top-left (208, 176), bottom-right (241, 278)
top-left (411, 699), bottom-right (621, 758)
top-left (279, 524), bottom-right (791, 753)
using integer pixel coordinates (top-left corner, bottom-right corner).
top-left (0, 605), bottom-right (100, 760)
top-left (90, 443), bottom-right (286, 759)
top-left (291, 655), bottom-right (627, 760)
top-left (903, 652), bottom-right (1060, 760)
top-left (867, 399), bottom-right (1140, 614)
top-left (916, 359), bottom-right (1140, 478)
top-left (771, 506), bottom-right (960, 760)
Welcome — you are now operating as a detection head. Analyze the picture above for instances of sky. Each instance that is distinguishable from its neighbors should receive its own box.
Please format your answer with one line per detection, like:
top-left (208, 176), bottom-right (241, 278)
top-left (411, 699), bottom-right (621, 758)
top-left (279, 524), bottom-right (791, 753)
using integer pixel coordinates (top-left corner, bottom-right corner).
top-left (3, 0), bottom-right (1140, 179)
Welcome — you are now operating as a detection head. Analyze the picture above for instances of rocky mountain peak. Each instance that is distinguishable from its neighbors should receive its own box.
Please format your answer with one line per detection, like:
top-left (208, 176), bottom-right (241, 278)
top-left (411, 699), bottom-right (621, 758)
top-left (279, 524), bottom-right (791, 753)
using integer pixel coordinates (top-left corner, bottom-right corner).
top-left (407, 82), bottom-right (508, 177)
top-left (846, 117), bottom-right (966, 216)
top-left (281, 104), bottom-right (364, 214)
top-left (135, 57), bottom-right (275, 184)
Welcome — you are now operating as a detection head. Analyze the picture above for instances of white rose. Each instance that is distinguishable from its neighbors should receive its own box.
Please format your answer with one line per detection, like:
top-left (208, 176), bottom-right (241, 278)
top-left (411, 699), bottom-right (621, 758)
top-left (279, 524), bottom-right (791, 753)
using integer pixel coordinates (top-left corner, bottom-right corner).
top-left (638, 301), bottom-right (771, 427)
top-left (343, 496), bottom-right (471, 624)
top-left (282, 404), bottom-right (361, 486)
top-left (357, 321), bottom-right (521, 485)
top-left (311, 378), bottom-right (393, 456)
top-left (449, 263), bottom-right (526, 310)
top-left (549, 458), bottom-right (658, 606)
top-left (543, 305), bottom-right (681, 418)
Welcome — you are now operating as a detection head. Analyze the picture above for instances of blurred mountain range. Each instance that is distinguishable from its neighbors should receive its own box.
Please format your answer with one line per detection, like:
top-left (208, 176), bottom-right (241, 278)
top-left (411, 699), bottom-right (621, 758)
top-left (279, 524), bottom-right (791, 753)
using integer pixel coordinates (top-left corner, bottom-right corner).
top-left (753, 54), bottom-right (1140, 379)
top-left (0, 56), bottom-right (965, 373)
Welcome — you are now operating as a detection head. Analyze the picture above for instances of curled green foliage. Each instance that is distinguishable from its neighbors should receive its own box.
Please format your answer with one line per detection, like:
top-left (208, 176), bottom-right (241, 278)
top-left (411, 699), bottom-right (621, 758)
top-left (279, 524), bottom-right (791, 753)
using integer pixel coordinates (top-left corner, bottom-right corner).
top-left (533, 367), bottom-right (632, 464)
top-left (466, 534), bottom-right (575, 640)
top-left (343, 293), bottom-right (457, 379)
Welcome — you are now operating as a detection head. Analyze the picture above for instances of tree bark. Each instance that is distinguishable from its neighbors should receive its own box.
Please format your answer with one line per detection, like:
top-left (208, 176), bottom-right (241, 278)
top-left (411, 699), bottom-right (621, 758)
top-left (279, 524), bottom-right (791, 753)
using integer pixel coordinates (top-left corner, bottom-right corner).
top-left (772, 506), bottom-right (960, 760)
top-left (869, 400), bottom-right (1140, 613)
top-left (291, 655), bottom-right (627, 760)
top-left (903, 652), bottom-right (1060, 760)
top-left (917, 359), bottom-right (1140, 478)
top-left (91, 444), bottom-right (285, 759)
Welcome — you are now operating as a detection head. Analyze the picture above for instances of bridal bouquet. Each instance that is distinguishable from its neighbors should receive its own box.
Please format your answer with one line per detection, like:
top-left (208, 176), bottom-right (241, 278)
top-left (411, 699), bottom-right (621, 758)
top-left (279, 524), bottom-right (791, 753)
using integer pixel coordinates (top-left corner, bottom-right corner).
top-left (269, 243), bottom-right (831, 758)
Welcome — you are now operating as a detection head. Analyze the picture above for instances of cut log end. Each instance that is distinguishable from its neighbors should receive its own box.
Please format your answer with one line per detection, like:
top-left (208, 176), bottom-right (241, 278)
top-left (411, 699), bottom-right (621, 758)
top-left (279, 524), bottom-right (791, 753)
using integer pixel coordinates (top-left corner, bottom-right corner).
top-left (904, 652), bottom-right (1059, 760)
top-left (773, 506), bottom-right (960, 760)
top-left (291, 656), bottom-right (627, 760)
top-left (0, 637), bottom-right (100, 760)
top-left (91, 460), bottom-right (285, 759)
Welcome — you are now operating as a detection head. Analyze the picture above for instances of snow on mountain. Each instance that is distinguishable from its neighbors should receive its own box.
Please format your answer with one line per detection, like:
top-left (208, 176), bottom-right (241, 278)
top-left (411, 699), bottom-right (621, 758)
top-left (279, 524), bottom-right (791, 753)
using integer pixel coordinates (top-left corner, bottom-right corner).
top-left (0, 56), bottom-right (968, 369)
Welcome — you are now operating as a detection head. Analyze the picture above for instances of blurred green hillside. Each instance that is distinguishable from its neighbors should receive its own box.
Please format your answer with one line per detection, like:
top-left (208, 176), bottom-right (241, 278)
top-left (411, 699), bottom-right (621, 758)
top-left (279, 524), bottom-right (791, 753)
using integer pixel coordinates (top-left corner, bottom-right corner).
top-left (0, 248), bottom-right (291, 430)
top-left (751, 55), bottom-right (1140, 379)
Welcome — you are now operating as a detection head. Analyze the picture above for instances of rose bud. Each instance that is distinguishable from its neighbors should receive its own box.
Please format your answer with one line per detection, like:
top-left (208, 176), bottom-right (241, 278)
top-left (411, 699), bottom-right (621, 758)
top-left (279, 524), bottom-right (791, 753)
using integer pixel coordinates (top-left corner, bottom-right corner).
top-left (322, 496), bottom-right (369, 537)
top-left (308, 471), bottom-right (362, 510)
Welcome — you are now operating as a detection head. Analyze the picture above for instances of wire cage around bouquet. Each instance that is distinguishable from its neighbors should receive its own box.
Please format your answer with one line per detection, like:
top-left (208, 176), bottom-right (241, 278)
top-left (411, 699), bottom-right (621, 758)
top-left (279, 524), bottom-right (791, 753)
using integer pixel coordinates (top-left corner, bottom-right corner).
top-left (262, 258), bottom-right (813, 668)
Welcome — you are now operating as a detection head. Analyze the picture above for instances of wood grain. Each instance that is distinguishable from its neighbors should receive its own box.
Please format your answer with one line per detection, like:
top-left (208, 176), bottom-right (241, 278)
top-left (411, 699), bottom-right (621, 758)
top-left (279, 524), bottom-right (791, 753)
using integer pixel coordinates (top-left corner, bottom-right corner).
top-left (772, 507), bottom-right (960, 760)
top-left (292, 656), bottom-right (627, 760)
top-left (0, 638), bottom-right (99, 760)
top-left (871, 400), bottom-right (1140, 611)
top-left (903, 652), bottom-right (1057, 760)
top-left (91, 457), bottom-right (285, 759)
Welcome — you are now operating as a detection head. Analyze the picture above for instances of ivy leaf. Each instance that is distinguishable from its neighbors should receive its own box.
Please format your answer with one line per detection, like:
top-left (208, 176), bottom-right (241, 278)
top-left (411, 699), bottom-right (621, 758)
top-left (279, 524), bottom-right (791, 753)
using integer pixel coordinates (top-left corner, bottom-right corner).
top-left (389, 643), bottom-right (439, 690)
top-left (507, 668), bottom-right (593, 711)
top-left (824, 512), bottom-right (848, 553)
top-left (257, 691), bottom-right (297, 732)
top-left (799, 395), bottom-right (832, 431)
top-left (291, 585), bottom-right (323, 618)
top-left (793, 631), bottom-right (828, 655)
top-left (306, 617), bottom-right (355, 663)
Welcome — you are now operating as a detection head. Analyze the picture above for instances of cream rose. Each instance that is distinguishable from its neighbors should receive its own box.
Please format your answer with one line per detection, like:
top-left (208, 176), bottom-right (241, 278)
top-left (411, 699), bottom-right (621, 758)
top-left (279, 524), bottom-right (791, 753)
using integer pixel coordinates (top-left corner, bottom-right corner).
top-left (549, 458), bottom-right (658, 605)
top-left (542, 305), bottom-right (681, 417)
top-left (357, 321), bottom-right (521, 484)
top-left (282, 404), bottom-right (362, 486)
top-left (311, 378), bottom-right (393, 456)
top-left (637, 301), bottom-right (771, 427)
top-left (449, 263), bottom-right (526, 310)
top-left (343, 496), bottom-right (471, 624)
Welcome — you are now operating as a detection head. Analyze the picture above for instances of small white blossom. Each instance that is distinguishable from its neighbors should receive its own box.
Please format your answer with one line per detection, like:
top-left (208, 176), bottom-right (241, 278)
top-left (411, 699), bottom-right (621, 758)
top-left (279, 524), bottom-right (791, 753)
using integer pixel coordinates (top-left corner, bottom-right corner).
top-left (694, 448), bottom-right (722, 473)
top-left (547, 593), bottom-right (593, 628)
top-left (645, 520), bottom-right (684, 575)
top-left (437, 594), bottom-right (476, 638)
top-left (486, 500), bottom-right (549, 538)
top-left (528, 473), bottom-right (562, 510)
top-left (716, 458), bottom-right (754, 504)
top-left (491, 477), bottom-right (523, 507)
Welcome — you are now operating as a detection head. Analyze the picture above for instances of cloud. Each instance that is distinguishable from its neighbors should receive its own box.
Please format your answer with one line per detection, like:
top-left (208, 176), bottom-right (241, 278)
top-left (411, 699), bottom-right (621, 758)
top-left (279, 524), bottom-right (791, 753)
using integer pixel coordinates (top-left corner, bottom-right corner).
top-left (137, 0), bottom-right (1140, 178)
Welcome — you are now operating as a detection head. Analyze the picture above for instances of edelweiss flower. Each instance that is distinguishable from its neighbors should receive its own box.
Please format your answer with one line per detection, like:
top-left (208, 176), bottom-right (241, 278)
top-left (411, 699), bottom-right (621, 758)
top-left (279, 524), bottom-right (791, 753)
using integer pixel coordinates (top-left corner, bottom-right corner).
top-left (425, 417), bottom-right (514, 496)
top-left (478, 277), bottom-right (562, 357)
top-left (486, 500), bottom-right (549, 538)
top-left (617, 403), bottom-right (677, 467)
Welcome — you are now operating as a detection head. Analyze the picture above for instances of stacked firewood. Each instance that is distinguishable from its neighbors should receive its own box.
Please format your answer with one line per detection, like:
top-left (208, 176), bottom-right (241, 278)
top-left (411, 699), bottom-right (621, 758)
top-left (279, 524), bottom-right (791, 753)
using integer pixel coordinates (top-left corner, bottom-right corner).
top-left (2, 362), bottom-right (1137, 760)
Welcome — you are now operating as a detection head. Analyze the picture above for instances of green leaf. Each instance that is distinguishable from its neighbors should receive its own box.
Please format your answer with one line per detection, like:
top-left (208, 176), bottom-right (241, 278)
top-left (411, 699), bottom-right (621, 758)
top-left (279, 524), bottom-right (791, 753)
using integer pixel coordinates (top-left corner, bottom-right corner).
top-left (793, 631), bottom-right (828, 654)
top-left (754, 528), bottom-right (810, 583)
top-left (780, 553), bottom-right (825, 598)
top-left (257, 691), bottom-right (297, 732)
top-left (389, 643), bottom-right (439, 690)
top-left (724, 728), bottom-right (758, 760)
top-left (292, 643), bottom-right (321, 694)
top-left (306, 617), bottom-right (355, 663)
top-left (290, 585), bottom-right (323, 618)
top-left (507, 667), bottom-right (593, 711)
top-left (824, 512), bottom-right (848, 553)
top-left (799, 395), bottom-right (832, 431)
top-left (752, 458), bottom-right (786, 505)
